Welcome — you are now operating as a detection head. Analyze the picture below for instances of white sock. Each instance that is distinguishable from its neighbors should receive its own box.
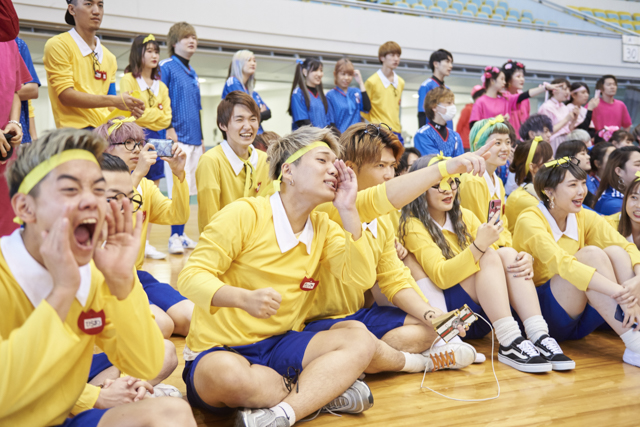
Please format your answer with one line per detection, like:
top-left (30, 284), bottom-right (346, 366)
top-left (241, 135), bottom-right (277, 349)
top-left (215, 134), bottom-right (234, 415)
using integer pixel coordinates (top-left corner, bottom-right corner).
top-left (621, 329), bottom-right (640, 354)
top-left (523, 315), bottom-right (550, 344)
top-left (493, 316), bottom-right (522, 347)
top-left (401, 351), bottom-right (427, 373)
top-left (270, 402), bottom-right (296, 426)
top-left (415, 278), bottom-right (451, 348)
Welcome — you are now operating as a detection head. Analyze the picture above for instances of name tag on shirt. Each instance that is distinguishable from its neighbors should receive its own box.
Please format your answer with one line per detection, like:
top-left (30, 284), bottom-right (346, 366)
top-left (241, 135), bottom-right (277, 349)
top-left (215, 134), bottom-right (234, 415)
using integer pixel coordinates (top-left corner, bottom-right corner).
top-left (300, 277), bottom-right (319, 291)
top-left (78, 309), bottom-right (106, 335)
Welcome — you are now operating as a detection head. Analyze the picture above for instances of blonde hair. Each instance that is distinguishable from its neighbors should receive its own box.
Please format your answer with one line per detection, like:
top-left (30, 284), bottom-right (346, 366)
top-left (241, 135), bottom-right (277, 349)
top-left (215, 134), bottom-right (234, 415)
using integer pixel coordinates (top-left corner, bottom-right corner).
top-left (267, 126), bottom-right (341, 181)
top-left (228, 50), bottom-right (255, 94)
top-left (334, 58), bottom-right (355, 86)
top-left (167, 22), bottom-right (197, 57)
top-left (6, 128), bottom-right (107, 197)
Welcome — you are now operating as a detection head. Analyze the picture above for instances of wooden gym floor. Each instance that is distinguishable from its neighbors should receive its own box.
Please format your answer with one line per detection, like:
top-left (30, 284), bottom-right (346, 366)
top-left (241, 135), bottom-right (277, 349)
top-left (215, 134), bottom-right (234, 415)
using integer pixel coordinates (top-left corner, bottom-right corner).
top-left (144, 206), bottom-right (640, 427)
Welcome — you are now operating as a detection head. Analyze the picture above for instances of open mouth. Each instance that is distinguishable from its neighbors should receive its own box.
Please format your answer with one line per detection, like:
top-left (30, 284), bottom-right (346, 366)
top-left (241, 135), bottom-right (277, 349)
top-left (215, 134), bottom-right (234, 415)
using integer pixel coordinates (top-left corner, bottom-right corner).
top-left (74, 218), bottom-right (97, 249)
top-left (572, 199), bottom-right (583, 208)
top-left (633, 210), bottom-right (640, 219)
top-left (239, 132), bottom-right (253, 139)
top-left (442, 196), bottom-right (453, 204)
top-left (324, 179), bottom-right (337, 191)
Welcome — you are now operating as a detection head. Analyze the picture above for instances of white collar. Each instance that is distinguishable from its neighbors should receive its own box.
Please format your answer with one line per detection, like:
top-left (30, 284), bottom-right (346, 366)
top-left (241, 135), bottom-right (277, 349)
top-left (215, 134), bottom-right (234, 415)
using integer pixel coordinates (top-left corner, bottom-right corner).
top-left (68, 28), bottom-right (103, 63)
top-left (0, 229), bottom-right (92, 308)
top-left (136, 76), bottom-right (160, 96)
top-left (221, 140), bottom-right (258, 176)
top-left (483, 170), bottom-right (501, 199)
top-left (537, 202), bottom-right (579, 242)
top-left (377, 69), bottom-right (398, 89)
top-left (362, 218), bottom-right (378, 239)
top-left (270, 192), bottom-right (313, 254)
top-left (433, 213), bottom-right (454, 233)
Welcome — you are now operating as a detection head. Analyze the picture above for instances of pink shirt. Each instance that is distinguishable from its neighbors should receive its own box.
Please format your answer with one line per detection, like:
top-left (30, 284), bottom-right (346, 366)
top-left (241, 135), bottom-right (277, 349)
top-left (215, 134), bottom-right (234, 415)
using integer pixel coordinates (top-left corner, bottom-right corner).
top-left (538, 98), bottom-right (572, 152)
top-left (469, 94), bottom-right (521, 124)
top-left (592, 99), bottom-right (632, 132)
top-left (502, 91), bottom-right (530, 137)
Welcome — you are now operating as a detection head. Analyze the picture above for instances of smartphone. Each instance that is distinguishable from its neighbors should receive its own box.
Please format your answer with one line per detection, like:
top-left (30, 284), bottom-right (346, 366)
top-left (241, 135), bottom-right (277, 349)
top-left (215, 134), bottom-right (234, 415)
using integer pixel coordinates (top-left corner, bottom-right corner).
top-left (595, 89), bottom-right (601, 98)
top-left (614, 305), bottom-right (638, 329)
top-left (0, 133), bottom-right (14, 162)
top-left (488, 199), bottom-right (501, 221)
top-left (148, 138), bottom-right (173, 157)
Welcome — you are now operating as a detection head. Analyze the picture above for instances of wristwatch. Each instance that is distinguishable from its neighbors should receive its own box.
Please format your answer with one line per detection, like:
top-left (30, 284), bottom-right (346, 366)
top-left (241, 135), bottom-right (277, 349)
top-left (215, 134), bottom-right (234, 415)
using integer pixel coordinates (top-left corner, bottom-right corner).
top-left (7, 120), bottom-right (22, 129)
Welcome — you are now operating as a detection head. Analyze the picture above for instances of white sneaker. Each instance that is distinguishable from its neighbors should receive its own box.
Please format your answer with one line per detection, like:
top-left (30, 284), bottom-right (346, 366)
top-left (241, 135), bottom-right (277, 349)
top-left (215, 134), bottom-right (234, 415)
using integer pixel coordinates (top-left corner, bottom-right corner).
top-left (145, 242), bottom-right (167, 260)
top-left (422, 341), bottom-right (477, 371)
top-left (474, 353), bottom-right (486, 364)
top-left (148, 383), bottom-right (182, 398)
top-left (623, 348), bottom-right (640, 367)
top-left (168, 234), bottom-right (184, 254)
top-left (180, 233), bottom-right (197, 249)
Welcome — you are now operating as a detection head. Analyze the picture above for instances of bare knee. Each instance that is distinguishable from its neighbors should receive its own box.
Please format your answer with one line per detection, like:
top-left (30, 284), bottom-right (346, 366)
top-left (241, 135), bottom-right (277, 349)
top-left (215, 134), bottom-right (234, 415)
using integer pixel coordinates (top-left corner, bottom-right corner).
top-left (334, 328), bottom-right (377, 360)
top-left (146, 398), bottom-right (196, 427)
top-left (199, 356), bottom-right (255, 407)
top-left (479, 247), bottom-right (502, 268)
top-left (151, 306), bottom-right (175, 338)
top-left (330, 320), bottom-right (368, 331)
top-left (604, 245), bottom-right (629, 262)
top-left (161, 340), bottom-right (178, 377)
top-left (496, 246), bottom-right (518, 263)
top-left (166, 301), bottom-right (193, 337)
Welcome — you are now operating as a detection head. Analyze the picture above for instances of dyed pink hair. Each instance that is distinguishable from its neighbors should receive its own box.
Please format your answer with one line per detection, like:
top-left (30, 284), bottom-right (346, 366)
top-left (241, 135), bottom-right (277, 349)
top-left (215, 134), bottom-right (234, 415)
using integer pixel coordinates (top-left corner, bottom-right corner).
top-left (93, 116), bottom-right (146, 151)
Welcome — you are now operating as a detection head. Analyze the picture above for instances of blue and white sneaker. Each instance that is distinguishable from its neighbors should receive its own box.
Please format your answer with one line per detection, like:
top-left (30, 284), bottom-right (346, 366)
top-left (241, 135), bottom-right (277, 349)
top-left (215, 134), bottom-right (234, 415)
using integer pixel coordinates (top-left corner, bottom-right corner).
top-left (180, 233), bottom-right (197, 249)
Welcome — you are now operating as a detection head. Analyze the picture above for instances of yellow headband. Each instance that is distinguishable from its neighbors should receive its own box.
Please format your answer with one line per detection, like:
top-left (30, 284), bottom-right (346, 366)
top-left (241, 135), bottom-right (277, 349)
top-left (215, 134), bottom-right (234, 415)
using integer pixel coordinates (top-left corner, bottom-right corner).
top-left (107, 117), bottom-right (137, 136)
top-left (273, 141), bottom-right (331, 192)
top-left (544, 156), bottom-right (571, 168)
top-left (14, 150), bottom-right (99, 224)
top-left (428, 151), bottom-right (460, 191)
top-left (143, 34), bottom-right (155, 44)
top-left (525, 136), bottom-right (543, 176)
top-left (635, 171), bottom-right (640, 182)
top-left (472, 115), bottom-right (505, 151)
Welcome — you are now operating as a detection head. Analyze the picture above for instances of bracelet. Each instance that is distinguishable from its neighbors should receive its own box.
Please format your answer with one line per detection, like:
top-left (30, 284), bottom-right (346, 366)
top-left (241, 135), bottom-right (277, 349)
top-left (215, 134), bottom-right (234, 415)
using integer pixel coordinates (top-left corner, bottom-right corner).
top-left (7, 120), bottom-right (21, 129)
top-left (423, 310), bottom-right (435, 321)
top-left (472, 242), bottom-right (485, 254)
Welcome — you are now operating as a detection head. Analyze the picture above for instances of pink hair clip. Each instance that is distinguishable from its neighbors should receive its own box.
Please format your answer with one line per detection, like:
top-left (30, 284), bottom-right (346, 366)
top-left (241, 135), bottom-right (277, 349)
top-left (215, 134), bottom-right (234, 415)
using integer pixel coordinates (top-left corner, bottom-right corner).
top-left (484, 71), bottom-right (492, 79)
top-left (504, 63), bottom-right (513, 70)
top-left (598, 126), bottom-right (620, 142)
top-left (516, 62), bottom-right (524, 68)
top-left (492, 67), bottom-right (500, 73)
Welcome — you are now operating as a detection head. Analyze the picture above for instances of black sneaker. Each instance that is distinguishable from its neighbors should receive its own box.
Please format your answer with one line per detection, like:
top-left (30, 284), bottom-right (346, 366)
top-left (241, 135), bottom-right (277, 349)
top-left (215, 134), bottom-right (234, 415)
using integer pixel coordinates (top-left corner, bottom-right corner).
top-left (498, 336), bottom-right (552, 373)
top-left (534, 334), bottom-right (575, 371)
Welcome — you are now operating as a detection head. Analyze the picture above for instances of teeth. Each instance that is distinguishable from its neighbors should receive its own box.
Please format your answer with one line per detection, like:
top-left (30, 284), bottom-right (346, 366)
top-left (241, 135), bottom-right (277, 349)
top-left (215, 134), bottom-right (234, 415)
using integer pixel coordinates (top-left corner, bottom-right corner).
top-left (81, 218), bottom-right (97, 224)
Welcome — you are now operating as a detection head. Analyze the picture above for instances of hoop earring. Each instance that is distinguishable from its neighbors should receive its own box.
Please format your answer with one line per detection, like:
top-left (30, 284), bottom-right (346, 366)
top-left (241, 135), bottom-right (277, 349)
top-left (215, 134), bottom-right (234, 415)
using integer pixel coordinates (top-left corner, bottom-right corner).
top-left (618, 177), bottom-right (626, 191)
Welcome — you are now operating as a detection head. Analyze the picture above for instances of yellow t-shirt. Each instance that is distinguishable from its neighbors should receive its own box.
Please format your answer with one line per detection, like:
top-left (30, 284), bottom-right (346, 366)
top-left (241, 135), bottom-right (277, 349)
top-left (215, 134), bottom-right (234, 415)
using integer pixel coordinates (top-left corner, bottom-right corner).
top-left (362, 70), bottom-right (405, 133)
top-left (505, 184), bottom-right (539, 235)
top-left (459, 171), bottom-right (512, 247)
top-left (0, 231), bottom-right (164, 426)
top-left (177, 193), bottom-right (376, 352)
top-left (402, 208), bottom-right (497, 289)
top-left (28, 100), bottom-right (35, 118)
top-left (119, 73), bottom-right (172, 132)
top-left (513, 205), bottom-right (640, 290)
top-left (196, 141), bottom-right (272, 234)
top-left (43, 30), bottom-right (117, 129)
top-left (307, 186), bottom-right (426, 322)
top-left (134, 177), bottom-right (190, 270)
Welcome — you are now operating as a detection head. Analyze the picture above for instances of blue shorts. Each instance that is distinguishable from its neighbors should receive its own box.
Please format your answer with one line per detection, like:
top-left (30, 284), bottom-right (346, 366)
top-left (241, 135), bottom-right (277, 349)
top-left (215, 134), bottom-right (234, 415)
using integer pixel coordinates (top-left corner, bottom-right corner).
top-left (58, 408), bottom-right (108, 427)
top-left (182, 330), bottom-right (317, 415)
top-left (444, 284), bottom-right (493, 340)
top-left (304, 303), bottom-right (407, 339)
top-left (393, 131), bottom-right (405, 145)
top-left (145, 159), bottom-right (165, 181)
top-left (536, 280), bottom-right (605, 342)
top-left (137, 270), bottom-right (187, 312)
top-left (88, 353), bottom-right (113, 382)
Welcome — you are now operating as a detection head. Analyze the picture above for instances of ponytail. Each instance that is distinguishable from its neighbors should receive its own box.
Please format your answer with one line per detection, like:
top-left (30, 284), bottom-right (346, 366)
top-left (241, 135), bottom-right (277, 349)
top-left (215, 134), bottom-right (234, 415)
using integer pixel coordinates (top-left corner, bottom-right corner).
top-left (287, 58), bottom-right (328, 116)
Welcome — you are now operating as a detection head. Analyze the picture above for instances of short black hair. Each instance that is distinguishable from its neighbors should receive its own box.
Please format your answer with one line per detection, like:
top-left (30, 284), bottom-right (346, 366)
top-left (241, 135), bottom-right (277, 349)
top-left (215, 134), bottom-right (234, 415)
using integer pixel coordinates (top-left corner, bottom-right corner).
top-left (519, 114), bottom-right (553, 141)
top-left (100, 153), bottom-right (130, 173)
top-left (534, 161), bottom-right (587, 209)
top-left (429, 49), bottom-right (453, 72)
top-left (396, 147), bottom-right (421, 176)
top-left (555, 140), bottom-right (587, 159)
top-left (596, 74), bottom-right (617, 91)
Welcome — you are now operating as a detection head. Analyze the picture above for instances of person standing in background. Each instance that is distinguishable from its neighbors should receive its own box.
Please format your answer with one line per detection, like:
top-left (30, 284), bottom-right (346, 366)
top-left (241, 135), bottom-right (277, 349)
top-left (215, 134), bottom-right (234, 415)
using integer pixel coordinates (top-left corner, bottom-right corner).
top-left (501, 60), bottom-right (529, 137)
top-left (15, 37), bottom-right (40, 144)
top-left (417, 49), bottom-right (453, 129)
top-left (457, 85), bottom-right (485, 152)
top-left (363, 41), bottom-right (405, 143)
top-left (43, 0), bottom-right (144, 130)
top-left (592, 75), bottom-right (633, 133)
top-left (160, 21), bottom-right (202, 254)
top-left (288, 57), bottom-right (331, 130)
top-left (326, 57), bottom-right (371, 133)
top-left (121, 34), bottom-right (173, 260)
top-left (223, 49), bottom-right (271, 134)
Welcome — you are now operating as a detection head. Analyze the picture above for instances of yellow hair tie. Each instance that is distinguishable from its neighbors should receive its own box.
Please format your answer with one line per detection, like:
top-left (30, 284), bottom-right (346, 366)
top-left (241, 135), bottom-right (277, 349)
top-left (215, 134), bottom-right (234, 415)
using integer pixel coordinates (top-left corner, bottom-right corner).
top-left (472, 114), bottom-right (505, 151)
top-left (525, 136), bottom-right (543, 176)
top-left (143, 34), bottom-right (155, 44)
top-left (544, 156), bottom-right (571, 168)
top-left (107, 116), bottom-right (137, 137)
top-left (14, 150), bottom-right (99, 224)
top-left (428, 151), bottom-right (460, 191)
top-left (273, 141), bottom-right (330, 192)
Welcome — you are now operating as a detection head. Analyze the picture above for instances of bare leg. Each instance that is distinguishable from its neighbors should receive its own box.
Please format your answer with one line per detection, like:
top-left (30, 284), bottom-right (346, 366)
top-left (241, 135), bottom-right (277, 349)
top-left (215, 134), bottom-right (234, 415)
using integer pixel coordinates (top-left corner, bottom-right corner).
top-left (89, 366), bottom-right (120, 387)
top-left (149, 305), bottom-right (174, 339)
top-left (97, 396), bottom-right (196, 427)
top-left (604, 246), bottom-right (636, 283)
top-left (380, 315), bottom-right (436, 353)
top-left (165, 300), bottom-right (194, 337)
top-left (497, 247), bottom-right (543, 321)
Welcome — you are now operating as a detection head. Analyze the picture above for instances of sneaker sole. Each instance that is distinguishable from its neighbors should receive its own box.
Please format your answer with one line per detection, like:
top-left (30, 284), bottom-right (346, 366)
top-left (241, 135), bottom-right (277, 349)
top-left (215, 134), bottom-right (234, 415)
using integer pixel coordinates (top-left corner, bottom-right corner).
top-left (146, 254), bottom-right (167, 259)
top-left (168, 248), bottom-right (184, 254)
top-left (234, 410), bottom-right (251, 427)
top-left (550, 360), bottom-right (576, 371)
top-left (622, 354), bottom-right (640, 368)
top-left (498, 354), bottom-right (552, 373)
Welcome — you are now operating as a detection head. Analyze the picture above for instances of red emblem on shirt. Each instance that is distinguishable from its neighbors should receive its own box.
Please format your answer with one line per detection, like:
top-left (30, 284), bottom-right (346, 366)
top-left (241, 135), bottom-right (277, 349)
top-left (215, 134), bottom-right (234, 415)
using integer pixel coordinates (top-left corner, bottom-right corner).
top-left (94, 70), bottom-right (102, 80)
top-left (78, 309), bottom-right (106, 335)
top-left (255, 182), bottom-right (262, 193)
top-left (300, 277), bottom-right (319, 291)
top-left (158, 103), bottom-right (163, 110)
top-left (102, 71), bottom-right (107, 81)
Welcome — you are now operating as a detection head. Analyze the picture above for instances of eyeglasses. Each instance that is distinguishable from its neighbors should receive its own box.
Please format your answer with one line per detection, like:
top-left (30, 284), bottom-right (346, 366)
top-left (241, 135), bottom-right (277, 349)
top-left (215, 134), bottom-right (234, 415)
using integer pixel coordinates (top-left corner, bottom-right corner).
top-left (356, 123), bottom-right (392, 145)
top-left (112, 139), bottom-right (145, 152)
top-left (106, 193), bottom-right (143, 213)
top-left (431, 177), bottom-right (460, 193)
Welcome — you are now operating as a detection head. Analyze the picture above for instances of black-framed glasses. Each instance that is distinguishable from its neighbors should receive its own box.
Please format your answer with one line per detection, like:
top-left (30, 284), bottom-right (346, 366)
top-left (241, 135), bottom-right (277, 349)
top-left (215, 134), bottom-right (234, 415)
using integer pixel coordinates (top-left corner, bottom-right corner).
top-left (106, 193), bottom-right (143, 213)
top-left (431, 177), bottom-right (460, 193)
top-left (112, 139), bottom-right (145, 152)
top-left (357, 123), bottom-right (392, 145)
